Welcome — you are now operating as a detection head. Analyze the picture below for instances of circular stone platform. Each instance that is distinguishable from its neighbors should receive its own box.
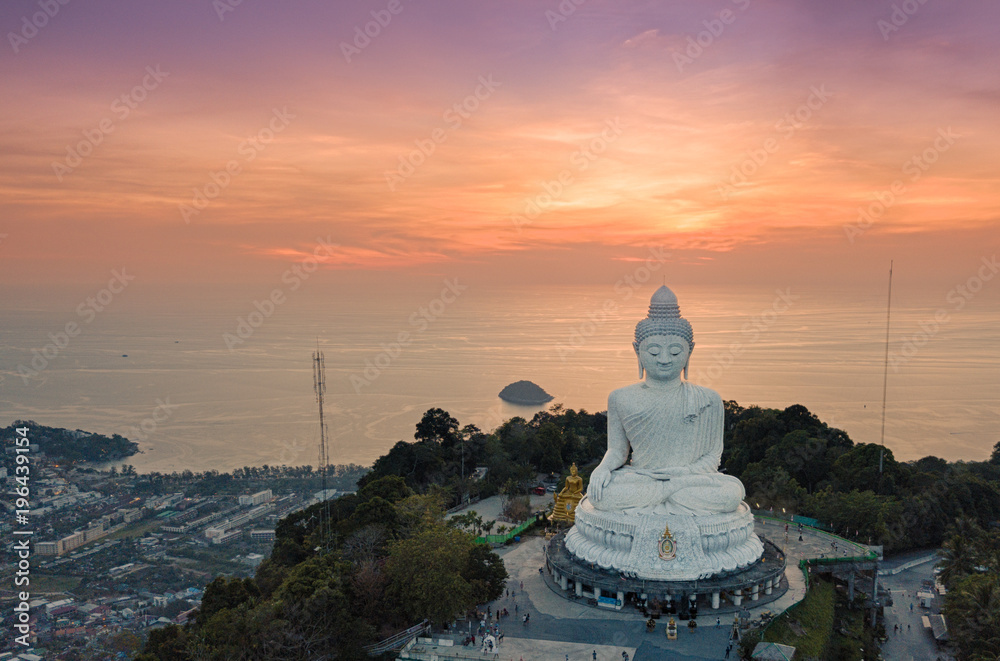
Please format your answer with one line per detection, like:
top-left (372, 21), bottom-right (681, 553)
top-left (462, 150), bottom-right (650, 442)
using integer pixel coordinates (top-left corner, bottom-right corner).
top-left (545, 530), bottom-right (787, 613)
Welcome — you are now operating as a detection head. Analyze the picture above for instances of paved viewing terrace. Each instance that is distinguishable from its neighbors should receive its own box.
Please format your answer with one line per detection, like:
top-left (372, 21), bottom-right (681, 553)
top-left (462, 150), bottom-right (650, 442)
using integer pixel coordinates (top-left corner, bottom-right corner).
top-left (405, 502), bottom-right (895, 661)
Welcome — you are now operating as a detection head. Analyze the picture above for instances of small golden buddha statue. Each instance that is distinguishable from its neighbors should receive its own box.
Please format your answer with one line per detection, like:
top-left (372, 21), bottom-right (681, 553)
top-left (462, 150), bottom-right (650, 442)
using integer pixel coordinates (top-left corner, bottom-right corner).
top-left (551, 463), bottom-right (584, 522)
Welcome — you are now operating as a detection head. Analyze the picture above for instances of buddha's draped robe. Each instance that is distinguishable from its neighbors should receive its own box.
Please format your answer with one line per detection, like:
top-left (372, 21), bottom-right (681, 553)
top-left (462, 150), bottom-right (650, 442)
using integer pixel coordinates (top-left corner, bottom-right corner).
top-left (588, 381), bottom-right (745, 514)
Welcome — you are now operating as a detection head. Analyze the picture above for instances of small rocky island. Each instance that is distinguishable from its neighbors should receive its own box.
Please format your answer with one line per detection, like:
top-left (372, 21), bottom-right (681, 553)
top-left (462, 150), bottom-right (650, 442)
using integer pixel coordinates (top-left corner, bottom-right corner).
top-left (498, 380), bottom-right (554, 405)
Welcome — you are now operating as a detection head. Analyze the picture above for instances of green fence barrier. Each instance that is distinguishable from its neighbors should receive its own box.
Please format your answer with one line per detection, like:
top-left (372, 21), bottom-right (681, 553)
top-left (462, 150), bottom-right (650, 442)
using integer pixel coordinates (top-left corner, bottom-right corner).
top-left (475, 516), bottom-right (537, 545)
top-left (791, 515), bottom-right (826, 530)
top-left (799, 553), bottom-right (877, 568)
top-left (754, 513), bottom-right (877, 562)
top-left (752, 511), bottom-right (831, 531)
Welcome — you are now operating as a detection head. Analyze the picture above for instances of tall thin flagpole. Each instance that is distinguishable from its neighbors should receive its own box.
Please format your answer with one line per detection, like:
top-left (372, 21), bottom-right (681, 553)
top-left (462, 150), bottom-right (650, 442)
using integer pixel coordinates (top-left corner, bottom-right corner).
top-left (879, 261), bottom-right (893, 475)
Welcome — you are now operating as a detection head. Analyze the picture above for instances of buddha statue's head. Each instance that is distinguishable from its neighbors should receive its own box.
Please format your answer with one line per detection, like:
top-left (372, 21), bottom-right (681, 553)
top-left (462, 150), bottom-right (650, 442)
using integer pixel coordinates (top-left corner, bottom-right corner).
top-left (637, 334), bottom-right (691, 383)
top-left (634, 285), bottom-right (694, 380)
top-left (570, 463), bottom-right (578, 476)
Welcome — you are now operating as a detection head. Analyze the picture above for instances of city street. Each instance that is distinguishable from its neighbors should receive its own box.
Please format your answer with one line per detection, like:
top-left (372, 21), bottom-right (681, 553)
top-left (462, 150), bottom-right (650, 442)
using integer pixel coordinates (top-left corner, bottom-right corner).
top-left (878, 555), bottom-right (953, 661)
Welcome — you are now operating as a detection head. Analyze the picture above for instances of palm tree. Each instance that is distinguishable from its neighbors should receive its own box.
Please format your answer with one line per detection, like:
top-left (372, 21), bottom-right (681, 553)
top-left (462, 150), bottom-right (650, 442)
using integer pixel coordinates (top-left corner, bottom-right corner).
top-left (939, 533), bottom-right (978, 588)
top-left (951, 516), bottom-right (985, 541)
top-left (945, 574), bottom-right (1000, 661)
top-left (980, 534), bottom-right (1000, 575)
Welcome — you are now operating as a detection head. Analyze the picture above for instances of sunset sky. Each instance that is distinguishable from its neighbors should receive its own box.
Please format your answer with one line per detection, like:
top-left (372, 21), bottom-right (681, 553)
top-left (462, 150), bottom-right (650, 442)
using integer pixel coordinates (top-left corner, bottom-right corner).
top-left (1, 0), bottom-right (998, 290)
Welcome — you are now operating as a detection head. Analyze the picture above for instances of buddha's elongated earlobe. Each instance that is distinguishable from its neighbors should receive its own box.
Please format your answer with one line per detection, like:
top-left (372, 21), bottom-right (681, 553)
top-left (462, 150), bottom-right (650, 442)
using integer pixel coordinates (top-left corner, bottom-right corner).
top-left (637, 353), bottom-right (644, 379)
top-left (683, 357), bottom-right (690, 380)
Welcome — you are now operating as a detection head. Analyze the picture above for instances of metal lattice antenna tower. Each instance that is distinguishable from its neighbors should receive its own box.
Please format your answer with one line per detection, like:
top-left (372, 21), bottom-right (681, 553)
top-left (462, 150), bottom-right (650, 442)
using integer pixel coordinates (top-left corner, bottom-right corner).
top-left (879, 261), bottom-right (893, 476)
top-left (312, 343), bottom-right (331, 549)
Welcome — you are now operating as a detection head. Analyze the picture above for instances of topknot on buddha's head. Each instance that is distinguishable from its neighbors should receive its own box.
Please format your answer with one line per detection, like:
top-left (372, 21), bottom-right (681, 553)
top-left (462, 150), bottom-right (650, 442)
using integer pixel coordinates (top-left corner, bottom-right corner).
top-left (633, 285), bottom-right (694, 353)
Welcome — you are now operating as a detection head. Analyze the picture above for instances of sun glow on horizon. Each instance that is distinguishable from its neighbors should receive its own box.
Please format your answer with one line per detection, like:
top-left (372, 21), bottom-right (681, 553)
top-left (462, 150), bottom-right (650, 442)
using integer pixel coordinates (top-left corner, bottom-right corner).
top-left (0, 1), bottom-right (997, 285)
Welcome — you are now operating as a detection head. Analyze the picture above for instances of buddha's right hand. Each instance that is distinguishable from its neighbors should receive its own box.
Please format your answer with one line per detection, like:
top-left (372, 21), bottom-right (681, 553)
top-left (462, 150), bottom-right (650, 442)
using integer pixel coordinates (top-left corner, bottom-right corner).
top-left (588, 466), bottom-right (612, 501)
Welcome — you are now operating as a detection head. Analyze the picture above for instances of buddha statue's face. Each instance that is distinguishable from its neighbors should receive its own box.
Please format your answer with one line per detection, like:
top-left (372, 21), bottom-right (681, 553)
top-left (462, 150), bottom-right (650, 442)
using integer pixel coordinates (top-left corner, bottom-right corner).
top-left (637, 334), bottom-right (690, 383)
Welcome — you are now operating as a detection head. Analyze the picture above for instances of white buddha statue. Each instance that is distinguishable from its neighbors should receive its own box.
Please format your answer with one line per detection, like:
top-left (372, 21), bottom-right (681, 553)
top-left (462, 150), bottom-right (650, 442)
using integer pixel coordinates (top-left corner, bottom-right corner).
top-left (587, 286), bottom-right (745, 515)
top-left (564, 285), bottom-right (762, 580)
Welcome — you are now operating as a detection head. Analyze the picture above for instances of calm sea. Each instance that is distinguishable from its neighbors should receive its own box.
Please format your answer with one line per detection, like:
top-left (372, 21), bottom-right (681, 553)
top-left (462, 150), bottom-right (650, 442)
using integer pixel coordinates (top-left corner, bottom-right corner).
top-left (1, 281), bottom-right (997, 473)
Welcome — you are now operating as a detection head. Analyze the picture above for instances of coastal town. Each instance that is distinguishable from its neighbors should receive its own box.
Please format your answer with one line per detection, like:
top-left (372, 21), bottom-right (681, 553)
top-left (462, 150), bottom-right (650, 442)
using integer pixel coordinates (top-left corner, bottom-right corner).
top-left (0, 425), bottom-right (361, 658)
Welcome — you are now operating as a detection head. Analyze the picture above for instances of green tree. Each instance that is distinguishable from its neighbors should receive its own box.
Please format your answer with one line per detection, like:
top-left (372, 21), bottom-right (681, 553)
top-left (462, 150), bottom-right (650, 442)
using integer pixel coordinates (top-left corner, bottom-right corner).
top-left (342, 525), bottom-right (389, 566)
top-left (724, 407), bottom-right (784, 476)
top-left (415, 408), bottom-right (460, 449)
top-left (449, 511), bottom-right (495, 538)
top-left (395, 493), bottom-right (447, 536)
top-left (386, 524), bottom-right (477, 625)
top-left (741, 463), bottom-right (807, 512)
top-left (778, 403), bottom-right (822, 431)
top-left (912, 456), bottom-right (949, 474)
top-left (357, 474), bottom-right (413, 504)
top-left (938, 520), bottom-right (984, 589)
top-left (350, 557), bottom-right (389, 622)
top-left (763, 430), bottom-right (830, 492)
top-left (481, 435), bottom-right (533, 492)
top-left (265, 555), bottom-right (373, 658)
top-left (806, 489), bottom-right (902, 546)
top-left (198, 576), bottom-right (259, 623)
top-left (106, 629), bottom-right (142, 655)
top-left (496, 417), bottom-right (532, 464)
top-left (349, 496), bottom-right (400, 536)
top-left (139, 623), bottom-right (193, 661)
top-left (532, 421), bottom-right (564, 473)
top-left (499, 478), bottom-right (532, 523)
top-left (831, 443), bottom-right (899, 495)
top-left (361, 439), bottom-right (444, 491)
top-left (463, 543), bottom-right (508, 604)
top-left (944, 573), bottom-right (1000, 661)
